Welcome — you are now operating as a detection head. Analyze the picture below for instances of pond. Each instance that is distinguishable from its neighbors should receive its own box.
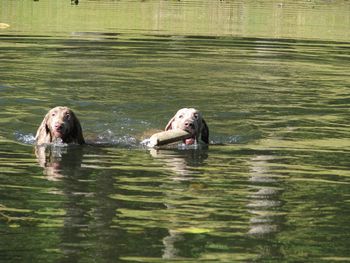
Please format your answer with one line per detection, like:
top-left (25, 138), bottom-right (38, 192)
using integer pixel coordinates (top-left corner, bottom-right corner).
top-left (1, 0), bottom-right (350, 262)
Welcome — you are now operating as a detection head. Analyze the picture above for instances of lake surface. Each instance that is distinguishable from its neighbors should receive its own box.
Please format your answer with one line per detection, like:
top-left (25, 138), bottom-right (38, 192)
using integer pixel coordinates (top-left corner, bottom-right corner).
top-left (1, 0), bottom-right (350, 262)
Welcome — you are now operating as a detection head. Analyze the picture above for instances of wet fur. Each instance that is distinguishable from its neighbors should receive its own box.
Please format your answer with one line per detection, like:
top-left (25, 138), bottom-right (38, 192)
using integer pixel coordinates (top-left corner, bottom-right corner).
top-left (165, 108), bottom-right (209, 144)
top-left (35, 106), bottom-right (85, 145)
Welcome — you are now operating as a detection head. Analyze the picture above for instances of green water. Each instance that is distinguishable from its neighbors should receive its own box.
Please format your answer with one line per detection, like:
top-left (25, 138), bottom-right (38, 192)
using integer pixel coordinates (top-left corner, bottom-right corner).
top-left (1, 0), bottom-right (350, 262)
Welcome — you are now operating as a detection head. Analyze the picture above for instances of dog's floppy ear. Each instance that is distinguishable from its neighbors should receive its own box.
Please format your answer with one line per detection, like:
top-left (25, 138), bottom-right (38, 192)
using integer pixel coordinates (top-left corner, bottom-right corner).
top-left (165, 116), bottom-right (176, 131)
top-left (200, 119), bottom-right (209, 144)
top-left (70, 111), bottom-right (85, 144)
top-left (35, 112), bottom-right (51, 144)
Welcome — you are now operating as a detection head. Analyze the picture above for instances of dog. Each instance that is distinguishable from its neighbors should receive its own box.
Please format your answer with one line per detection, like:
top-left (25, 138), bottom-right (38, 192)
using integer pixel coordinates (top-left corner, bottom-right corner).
top-left (35, 106), bottom-right (85, 145)
top-left (165, 108), bottom-right (209, 145)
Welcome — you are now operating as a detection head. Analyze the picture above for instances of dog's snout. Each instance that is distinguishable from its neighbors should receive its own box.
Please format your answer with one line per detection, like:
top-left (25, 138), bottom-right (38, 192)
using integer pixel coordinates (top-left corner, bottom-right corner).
top-left (184, 121), bottom-right (194, 129)
top-left (54, 123), bottom-right (63, 130)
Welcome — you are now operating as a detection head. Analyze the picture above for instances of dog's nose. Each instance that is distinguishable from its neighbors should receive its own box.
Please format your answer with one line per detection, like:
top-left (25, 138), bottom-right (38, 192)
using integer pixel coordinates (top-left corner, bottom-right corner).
top-left (55, 123), bottom-right (63, 130)
top-left (184, 121), bottom-right (194, 128)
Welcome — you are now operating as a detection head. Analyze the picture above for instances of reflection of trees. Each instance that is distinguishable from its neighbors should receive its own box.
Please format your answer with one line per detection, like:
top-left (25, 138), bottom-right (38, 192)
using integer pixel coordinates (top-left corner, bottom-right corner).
top-left (246, 153), bottom-right (287, 260)
top-left (4, 0), bottom-right (348, 41)
top-left (247, 155), bottom-right (285, 237)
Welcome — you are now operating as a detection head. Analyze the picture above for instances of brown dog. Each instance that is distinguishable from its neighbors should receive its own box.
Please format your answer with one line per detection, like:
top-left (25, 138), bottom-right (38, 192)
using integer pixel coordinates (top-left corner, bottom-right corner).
top-left (165, 108), bottom-right (209, 145)
top-left (35, 106), bottom-right (85, 145)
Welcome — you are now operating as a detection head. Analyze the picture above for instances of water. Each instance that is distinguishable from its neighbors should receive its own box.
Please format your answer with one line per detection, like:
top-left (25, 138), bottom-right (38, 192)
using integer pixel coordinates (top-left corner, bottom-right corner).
top-left (1, 0), bottom-right (350, 262)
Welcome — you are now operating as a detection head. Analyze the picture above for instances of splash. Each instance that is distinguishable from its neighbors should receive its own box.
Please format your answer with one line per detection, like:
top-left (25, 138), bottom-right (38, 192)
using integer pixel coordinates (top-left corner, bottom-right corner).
top-left (14, 130), bottom-right (242, 148)
top-left (140, 138), bottom-right (152, 148)
top-left (14, 132), bottom-right (69, 146)
top-left (14, 132), bottom-right (36, 145)
top-left (96, 129), bottom-right (137, 147)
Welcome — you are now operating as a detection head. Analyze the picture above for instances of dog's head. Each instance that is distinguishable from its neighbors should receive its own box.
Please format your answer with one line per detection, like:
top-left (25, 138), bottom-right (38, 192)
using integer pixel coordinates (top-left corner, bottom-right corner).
top-left (35, 106), bottom-right (84, 144)
top-left (165, 108), bottom-right (209, 145)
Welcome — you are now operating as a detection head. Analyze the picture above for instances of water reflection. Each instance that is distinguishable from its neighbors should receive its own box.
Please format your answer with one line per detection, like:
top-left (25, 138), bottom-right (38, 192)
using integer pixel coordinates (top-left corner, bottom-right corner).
top-left (59, 154), bottom-right (118, 263)
top-left (35, 144), bottom-right (84, 181)
top-left (149, 147), bottom-right (208, 177)
top-left (34, 144), bottom-right (121, 261)
top-left (148, 148), bottom-right (209, 259)
top-left (247, 155), bottom-right (285, 238)
top-left (2, 0), bottom-right (350, 41)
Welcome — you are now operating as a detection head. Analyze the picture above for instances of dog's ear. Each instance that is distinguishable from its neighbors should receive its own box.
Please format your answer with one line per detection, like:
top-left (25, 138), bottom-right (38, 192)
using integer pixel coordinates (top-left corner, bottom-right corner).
top-left (35, 112), bottom-right (51, 144)
top-left (165, 116), bottom-right (176, 131)
top-left (200, 119), bottom-right (209, 144)
top-left (70, 111), bottom-right (85, 144)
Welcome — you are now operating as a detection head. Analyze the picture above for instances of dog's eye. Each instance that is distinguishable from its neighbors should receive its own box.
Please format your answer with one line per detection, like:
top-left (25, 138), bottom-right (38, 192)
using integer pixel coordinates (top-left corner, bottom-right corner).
top-left (51, 113), bottom-right (56, 117)
top-left (178, 115), bottom-right (183, 119)
top-left (194, 113), bottom-right (199, 119)
top-left (65, 113), bottom-right (70, 120)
